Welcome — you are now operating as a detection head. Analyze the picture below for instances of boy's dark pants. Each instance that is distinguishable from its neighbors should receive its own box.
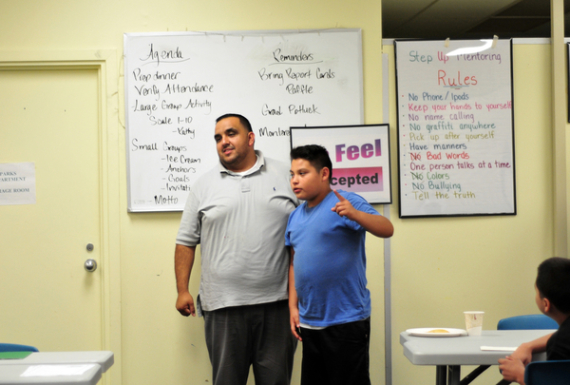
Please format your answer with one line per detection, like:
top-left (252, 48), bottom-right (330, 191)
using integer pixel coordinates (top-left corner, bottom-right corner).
top-left (300, 318), bottom-right (371, 385)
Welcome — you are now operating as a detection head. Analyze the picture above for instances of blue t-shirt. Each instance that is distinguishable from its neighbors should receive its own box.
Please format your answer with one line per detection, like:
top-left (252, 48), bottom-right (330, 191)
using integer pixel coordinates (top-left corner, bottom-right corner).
top-left (285, 190), bottom-right (379, 327)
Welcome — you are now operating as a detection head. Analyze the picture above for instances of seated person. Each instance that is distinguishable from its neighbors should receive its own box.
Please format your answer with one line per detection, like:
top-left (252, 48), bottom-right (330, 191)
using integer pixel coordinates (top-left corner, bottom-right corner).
top-left (498, 257), bottom-right (570, 384)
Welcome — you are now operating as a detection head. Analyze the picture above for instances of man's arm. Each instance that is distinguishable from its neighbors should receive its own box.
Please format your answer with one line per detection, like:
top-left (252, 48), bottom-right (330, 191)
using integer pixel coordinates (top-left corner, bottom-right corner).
top-left (174, 244), bottom-right (197, 317)
top-left (288, 248), bottom-right (302, 341)
top-left (331, 190), bottom-right (394, 238)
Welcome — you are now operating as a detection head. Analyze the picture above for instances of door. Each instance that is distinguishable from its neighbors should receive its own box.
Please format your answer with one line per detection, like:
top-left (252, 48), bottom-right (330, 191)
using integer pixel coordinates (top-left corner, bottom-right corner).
top-left (0, 68), bottom-right (103, 351)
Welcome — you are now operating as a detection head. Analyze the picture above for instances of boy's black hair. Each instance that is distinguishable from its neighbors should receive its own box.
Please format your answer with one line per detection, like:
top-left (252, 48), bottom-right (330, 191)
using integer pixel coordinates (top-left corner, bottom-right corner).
top-left (291, 144), bottom-right (332, 181)
top-left (536, 257), bottom-right (570, 314)
top-left (216, 113), bottom-right (252, 132)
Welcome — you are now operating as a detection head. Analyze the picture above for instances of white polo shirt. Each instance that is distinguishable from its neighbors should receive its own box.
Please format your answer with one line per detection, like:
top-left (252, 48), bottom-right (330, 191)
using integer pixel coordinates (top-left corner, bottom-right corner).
top-left (176, 151), bottom-right (297, 313)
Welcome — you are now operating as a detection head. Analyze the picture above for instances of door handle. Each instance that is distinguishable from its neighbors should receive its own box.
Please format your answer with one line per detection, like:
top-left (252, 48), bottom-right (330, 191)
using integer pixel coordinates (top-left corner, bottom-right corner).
top-left (84, 259), bottom-right (98, 272)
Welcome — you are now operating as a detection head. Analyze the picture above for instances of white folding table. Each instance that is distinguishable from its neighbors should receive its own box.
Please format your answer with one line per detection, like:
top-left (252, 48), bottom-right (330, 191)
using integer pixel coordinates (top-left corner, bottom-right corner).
top-left (0, 351), bottom-right (114, 385)
top-left (400, 330), bottom-right (554, 385)
top-left (0, 352), bottom-right (113, 373)
top-left (0, 364), bottom-right (102, 385)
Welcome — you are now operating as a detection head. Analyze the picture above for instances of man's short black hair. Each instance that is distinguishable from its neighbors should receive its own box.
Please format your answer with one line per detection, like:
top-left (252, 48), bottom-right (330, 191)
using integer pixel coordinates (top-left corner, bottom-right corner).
top-left (216, 113), bottom-right (253, 132)
top-left (536, 257), bottom-right (570, 314)
top-left (291, 144), bottom-right (332, 181)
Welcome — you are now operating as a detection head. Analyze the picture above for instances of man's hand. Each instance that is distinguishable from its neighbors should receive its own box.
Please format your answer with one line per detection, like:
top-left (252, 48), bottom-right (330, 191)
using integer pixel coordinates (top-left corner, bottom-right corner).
top-left (498, 356), bottom-right (525, 384)
top-left (176, 291), bottom-right (196, 317)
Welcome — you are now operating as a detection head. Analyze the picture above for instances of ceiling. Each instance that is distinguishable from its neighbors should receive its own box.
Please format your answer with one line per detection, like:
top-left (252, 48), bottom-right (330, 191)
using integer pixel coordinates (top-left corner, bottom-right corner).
top-left (382, 0), bottom-right (568, 40)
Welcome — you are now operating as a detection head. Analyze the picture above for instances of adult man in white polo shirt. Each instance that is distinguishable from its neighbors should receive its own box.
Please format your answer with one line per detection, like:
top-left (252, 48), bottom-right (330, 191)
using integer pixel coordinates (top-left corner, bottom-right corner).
top-left (175, 113), bottom-right (298, 385)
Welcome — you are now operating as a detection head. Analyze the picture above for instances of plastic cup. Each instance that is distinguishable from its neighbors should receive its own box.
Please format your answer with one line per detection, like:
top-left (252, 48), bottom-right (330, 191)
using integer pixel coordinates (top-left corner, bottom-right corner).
top-left (464, 311), bottom-right (484, 336)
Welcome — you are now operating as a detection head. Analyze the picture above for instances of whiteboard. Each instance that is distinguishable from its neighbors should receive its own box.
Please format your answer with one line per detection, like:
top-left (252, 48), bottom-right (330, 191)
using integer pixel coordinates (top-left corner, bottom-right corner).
top-left (395, 39), bottom-right (515, 218)
top-left (124, 29), bottom-right (363, 212)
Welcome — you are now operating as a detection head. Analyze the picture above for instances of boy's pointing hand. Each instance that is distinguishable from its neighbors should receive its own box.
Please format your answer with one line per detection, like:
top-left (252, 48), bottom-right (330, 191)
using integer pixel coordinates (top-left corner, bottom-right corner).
top-left (332, 190), bottom-right (357, 220)
top-left (332, 189), bottom-right (394, 238)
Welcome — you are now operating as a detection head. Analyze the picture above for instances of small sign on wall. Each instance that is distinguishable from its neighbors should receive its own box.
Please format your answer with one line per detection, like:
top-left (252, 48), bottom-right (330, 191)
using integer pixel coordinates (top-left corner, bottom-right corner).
top-left (0, 163), bottom-right (36, 206)
top-left (290, 124), bottom-right (392, 204)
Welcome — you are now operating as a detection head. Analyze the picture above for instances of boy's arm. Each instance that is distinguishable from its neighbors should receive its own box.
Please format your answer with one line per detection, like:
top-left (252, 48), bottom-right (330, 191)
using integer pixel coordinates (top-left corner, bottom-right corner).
top-left (511, 333), bottom-right (552, 364)
top-left (497, 333), bottom-right (553, 385)
top-left (498, 356), bottom-right (525, 385)
top-left (331, 190), bottom-right (394, 238)
top-left (288, 248), bottom-right (302, 341)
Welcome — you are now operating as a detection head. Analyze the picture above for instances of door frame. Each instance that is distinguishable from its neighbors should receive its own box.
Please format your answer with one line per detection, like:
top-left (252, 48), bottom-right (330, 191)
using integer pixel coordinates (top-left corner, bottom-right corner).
top-left (0, 50), bottom-right (122, 385)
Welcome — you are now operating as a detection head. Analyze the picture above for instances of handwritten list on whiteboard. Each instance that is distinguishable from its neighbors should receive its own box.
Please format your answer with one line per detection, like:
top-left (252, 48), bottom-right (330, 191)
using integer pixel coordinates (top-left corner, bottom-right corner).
top-left (395, 39), bottom-right (515, 218)
top-left (124, 29), bottom-right (363, 212)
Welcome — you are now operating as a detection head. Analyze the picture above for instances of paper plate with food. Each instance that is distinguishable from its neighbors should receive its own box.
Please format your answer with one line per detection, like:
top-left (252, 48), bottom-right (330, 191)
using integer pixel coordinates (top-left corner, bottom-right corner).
top-left (406, 328), bottom-right (468, 337)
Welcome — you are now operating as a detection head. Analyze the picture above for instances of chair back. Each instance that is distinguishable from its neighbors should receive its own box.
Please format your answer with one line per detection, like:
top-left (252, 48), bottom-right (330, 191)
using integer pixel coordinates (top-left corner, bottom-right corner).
top-left (0, 343), bottom-right (38, 352)
top-left (497, 314), bottom-right (558, 330)
top-left (524, 360), bottom-right (570, 385)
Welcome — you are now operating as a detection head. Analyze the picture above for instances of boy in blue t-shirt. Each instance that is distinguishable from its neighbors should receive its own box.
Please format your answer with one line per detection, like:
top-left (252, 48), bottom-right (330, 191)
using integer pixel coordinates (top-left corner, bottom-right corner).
top-left (498, 257), bottom-right (570, 384)
top-left (285, 144), bottom-right (394, 385)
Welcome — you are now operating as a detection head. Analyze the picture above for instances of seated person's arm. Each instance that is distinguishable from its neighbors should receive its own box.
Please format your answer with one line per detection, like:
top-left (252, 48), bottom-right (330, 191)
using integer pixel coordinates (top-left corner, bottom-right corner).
top-left (331, 190), bottom-right (394, 238)
top-left (498, 333), bottom-right (552, 384)
top-left (513, 333), bottom-right (552, 364)
top-left (498, 356), bottom-right (525, 384)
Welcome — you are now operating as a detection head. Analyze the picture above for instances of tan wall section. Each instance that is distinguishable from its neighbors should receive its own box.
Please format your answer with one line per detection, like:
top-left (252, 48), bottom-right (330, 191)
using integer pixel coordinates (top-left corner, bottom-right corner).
top-left (0, 0), bottom-right (560, 383)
